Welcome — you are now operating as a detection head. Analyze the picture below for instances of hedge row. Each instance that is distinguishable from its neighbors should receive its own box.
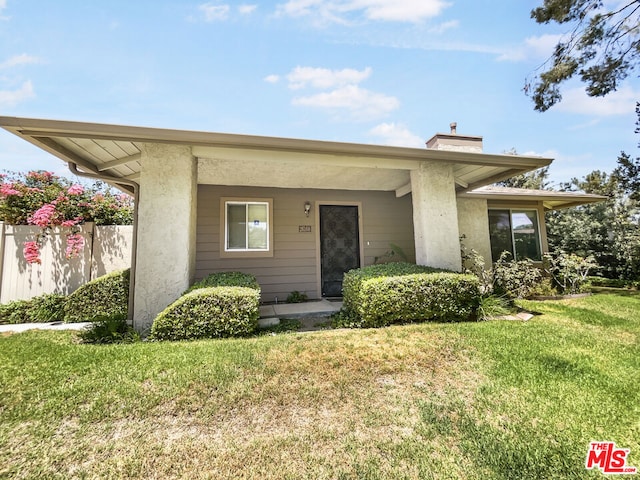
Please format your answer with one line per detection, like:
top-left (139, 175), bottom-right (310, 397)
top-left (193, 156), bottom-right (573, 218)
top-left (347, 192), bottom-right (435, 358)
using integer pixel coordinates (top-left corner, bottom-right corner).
top-left (63, 269), bottom-right (130, 323)
top-left (0, 269), bottom-right (129, 325)
top-left (342, 263), bottom-right (481, 327)
top-left (150, 272), bottom-right (261, 341)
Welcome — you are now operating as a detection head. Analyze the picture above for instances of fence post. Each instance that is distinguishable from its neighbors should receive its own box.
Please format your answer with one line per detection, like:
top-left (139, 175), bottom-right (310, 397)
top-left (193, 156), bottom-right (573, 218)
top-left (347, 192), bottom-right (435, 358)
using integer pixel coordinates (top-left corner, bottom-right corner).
top-left (0, 222), bottom-right (5, 303)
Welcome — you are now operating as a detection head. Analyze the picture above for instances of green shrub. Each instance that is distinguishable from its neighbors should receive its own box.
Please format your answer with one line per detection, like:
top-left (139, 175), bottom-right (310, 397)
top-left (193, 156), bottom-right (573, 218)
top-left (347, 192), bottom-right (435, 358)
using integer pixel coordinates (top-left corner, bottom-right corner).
top-left (493, 252), bottom-right (543, 299)
top-left (286, 290), bottom-right (307, 303)
top-left (63, 269), bottom-right (129, 323)
top-left (186, 271), bottom-right (260, 293)
top-left (27, 293), bottom-right (66, 322)
top-left (476, 295), bottom-right (512, 321)
top-left (588, 276), bottom-right (639, 289)
top-left (78, 314), bottom-right (140, 344)
top-left (342, 263), bottom-right (481, 327)
top-left (0, 300), bottom-right (32, 324)
top-left (149, 286), bottom-right (260, 341)
top-left (543, 251), bottom-right (597, 295)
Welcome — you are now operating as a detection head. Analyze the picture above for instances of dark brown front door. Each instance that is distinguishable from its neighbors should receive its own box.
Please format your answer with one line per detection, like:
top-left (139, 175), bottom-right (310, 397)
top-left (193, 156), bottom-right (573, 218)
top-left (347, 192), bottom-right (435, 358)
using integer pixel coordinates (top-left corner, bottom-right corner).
top-left (319, 205), bottom-right (360, 297)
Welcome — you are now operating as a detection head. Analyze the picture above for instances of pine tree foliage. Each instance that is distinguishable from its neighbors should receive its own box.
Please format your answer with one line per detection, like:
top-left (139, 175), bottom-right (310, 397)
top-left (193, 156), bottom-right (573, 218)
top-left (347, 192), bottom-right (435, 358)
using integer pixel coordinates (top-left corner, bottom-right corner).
top-left (527, 0), bottom-right (640, 111)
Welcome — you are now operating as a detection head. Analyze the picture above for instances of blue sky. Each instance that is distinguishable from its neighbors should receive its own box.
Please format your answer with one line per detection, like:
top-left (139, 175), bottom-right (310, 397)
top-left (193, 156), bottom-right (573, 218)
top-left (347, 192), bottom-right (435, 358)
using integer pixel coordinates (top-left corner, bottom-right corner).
top-left (0, 0), bottom-right (638, 187)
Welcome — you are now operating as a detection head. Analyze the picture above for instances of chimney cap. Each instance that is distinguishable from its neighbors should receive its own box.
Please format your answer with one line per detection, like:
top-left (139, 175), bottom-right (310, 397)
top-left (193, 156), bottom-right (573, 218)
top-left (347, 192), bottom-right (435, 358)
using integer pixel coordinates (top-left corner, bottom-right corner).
top-left (450, 122), bottom-right (457, 134)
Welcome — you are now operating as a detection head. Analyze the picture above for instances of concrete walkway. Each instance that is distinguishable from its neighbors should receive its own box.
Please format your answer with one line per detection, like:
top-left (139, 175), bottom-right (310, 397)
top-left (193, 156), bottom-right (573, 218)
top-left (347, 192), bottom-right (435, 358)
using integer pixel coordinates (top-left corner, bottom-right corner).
top-left (0, 321), bottom-right (92, 334)
top-left (1, 301), bottom-right (343, 334)
top-left (259, 299), bottom-right (342, 330)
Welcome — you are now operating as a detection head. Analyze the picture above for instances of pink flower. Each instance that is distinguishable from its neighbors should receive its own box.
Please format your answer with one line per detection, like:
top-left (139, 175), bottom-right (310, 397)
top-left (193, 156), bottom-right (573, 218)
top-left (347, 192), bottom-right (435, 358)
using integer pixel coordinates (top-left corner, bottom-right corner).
top-left (28, 203), bottom-right (58, 228)
top-left (67, 184), bottom-right (84, 195)
top-left (27, 171), bottom-right (54, 182)
top-left (0, 183), bottom-right (23, 197)
top-left (65, 233), bottom-right (84, 259)
top-left (61, 216), bottom-right (83, 227)
top-left (23, 241), bottom-right (41, 264)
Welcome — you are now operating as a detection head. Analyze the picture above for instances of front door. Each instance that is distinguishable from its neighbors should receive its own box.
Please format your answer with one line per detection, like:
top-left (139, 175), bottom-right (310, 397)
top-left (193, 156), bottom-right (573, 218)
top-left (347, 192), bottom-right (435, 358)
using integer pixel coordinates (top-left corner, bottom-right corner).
top-left (319, 205), bottom-right (360, 297)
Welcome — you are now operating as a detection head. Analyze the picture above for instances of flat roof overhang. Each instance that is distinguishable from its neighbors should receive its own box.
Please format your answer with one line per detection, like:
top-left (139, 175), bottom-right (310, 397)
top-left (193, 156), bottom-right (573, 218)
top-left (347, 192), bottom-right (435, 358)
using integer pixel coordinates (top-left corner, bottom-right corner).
top-left (0, 116), bottom-right (553, 196)
top-left (460, 186), bottom-right (608, 210)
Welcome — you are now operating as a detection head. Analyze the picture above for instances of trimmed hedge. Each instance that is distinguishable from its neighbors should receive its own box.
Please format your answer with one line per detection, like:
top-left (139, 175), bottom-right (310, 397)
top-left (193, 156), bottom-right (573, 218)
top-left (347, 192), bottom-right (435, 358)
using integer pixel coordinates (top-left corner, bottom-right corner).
top-left (63, 269), bottom-right (130, 323)
top-left (0, 293), bottom-right (67, 325)
top-left (149, 286), bottom-right (260, 341)
top-left (342, 262), bottom-right (481, 327)
top-left (185, 271), bottom-right (261, 293)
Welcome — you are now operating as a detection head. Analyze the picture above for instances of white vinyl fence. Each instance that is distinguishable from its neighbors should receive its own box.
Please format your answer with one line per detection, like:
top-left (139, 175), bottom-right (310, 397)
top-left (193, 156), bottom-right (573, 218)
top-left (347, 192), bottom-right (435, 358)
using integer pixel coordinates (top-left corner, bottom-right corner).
top-left (0, 222), bottom-right (133, 304)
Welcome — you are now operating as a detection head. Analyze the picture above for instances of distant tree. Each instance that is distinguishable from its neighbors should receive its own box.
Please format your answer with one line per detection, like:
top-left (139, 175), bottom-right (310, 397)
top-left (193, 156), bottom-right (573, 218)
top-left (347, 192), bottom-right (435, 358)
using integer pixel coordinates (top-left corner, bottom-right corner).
top-left (497, 149), bottom-right (552, 189)
top-left (612, 102), bottom-right (640, 200)
top-left (546, 169), bottom-right (640, 280)
top-left (527, 0), bottom-right (640, 111)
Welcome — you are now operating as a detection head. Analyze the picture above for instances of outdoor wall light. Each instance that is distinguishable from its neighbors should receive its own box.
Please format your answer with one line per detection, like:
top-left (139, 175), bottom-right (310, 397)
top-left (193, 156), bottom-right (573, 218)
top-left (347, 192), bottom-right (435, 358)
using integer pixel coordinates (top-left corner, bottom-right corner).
top-left (304, 201), bottom-right (311, 217)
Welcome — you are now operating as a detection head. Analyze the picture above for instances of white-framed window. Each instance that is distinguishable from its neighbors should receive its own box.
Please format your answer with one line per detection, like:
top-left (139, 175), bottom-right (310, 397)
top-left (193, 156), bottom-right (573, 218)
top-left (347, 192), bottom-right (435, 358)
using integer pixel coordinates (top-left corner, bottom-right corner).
top-left (488, 208), bottom-right (542, 262)
top-left (221, 198), bottom-right (273, 257)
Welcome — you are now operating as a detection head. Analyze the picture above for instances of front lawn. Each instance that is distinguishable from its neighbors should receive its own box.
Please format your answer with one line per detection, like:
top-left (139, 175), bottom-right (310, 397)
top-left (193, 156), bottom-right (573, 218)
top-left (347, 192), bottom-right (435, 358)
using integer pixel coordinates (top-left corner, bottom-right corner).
top-left (0, 291), bottom-right (638, 479)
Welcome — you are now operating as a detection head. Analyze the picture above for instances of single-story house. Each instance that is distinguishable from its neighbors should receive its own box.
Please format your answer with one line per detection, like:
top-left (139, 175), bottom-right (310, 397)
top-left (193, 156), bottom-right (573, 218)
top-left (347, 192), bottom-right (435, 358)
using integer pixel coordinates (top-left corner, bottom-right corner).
top-left (0, 117), bottom-right (605, 331)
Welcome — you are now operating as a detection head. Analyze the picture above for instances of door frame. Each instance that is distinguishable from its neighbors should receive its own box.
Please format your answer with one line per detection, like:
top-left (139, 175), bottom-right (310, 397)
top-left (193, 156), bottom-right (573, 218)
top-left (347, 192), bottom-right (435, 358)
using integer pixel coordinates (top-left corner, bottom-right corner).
top-left (314, 201), bottom-right (364, 298)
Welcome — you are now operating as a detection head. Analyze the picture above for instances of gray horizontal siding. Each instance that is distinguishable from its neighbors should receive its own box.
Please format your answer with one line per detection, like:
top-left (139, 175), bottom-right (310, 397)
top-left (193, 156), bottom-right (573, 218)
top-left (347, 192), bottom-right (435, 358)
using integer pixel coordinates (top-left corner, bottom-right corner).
top-left (196, 185), bottom-right (414, 301)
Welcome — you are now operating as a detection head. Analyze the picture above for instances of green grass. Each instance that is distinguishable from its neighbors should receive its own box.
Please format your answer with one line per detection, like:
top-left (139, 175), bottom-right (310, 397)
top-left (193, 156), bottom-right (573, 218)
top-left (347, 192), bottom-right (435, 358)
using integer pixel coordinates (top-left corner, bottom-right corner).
top-left (0, 291), bottom-right (638, 479)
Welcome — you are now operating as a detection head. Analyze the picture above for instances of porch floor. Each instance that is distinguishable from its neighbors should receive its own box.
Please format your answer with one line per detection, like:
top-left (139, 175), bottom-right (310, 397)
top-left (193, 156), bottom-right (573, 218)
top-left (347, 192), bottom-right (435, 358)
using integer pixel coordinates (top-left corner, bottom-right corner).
top-left (259, 299), bottom-right (342, 319)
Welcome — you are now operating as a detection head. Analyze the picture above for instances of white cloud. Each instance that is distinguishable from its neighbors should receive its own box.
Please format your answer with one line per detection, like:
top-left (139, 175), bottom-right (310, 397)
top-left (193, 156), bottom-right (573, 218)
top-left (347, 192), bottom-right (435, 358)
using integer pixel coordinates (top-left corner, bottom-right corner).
top-left (264, 74), bottom-right (280, 83)
top-left (0, 80), bottom-right (35, 107)
top-left (198, 3), bottom-right (230, 22)
top-left (0, 54), bottom-right (41, 69)
top-left (239, 4), bottom-right (257, 14)
top-left (292, 84), bottom-right (399, 119)
top-left (369, 122), bottom-right (424, 147)
top-left (428, 19), bottom-right (459, 34)
top-left (497, 34), bottom-right (562, 62)
top-left (287, 66), bottom-right (372, 89)
top-left (276, 0), bottom-right (451, 24)
top-left (0, 0), bottom-right (7, 20)
top-left (555, 85), bottom-right (639, 116)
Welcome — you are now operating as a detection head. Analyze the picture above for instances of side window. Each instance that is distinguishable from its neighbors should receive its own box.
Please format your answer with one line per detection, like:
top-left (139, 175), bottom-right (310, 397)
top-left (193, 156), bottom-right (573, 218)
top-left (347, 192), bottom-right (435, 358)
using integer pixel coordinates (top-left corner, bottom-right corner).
top-left (488, 209), bottom-right (541, 262)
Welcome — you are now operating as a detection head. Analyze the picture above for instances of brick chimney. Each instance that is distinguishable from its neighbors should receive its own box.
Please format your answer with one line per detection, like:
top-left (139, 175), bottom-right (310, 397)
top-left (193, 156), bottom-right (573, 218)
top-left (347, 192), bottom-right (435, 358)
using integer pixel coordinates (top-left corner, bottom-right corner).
top-left (426, 122), bottom-right (483, 153)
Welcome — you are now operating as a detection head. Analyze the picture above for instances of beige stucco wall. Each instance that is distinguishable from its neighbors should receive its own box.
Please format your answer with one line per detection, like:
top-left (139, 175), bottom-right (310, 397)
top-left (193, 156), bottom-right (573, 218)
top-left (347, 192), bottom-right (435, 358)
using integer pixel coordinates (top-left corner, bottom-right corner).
top-left (133, 144), bottom-right (197, 332)
top-left (410, 162), bottom-right (462, 271)
top-left (457, 197), bottom-right (491, 264)
top-left (196, 186), bottom-right (415, 302)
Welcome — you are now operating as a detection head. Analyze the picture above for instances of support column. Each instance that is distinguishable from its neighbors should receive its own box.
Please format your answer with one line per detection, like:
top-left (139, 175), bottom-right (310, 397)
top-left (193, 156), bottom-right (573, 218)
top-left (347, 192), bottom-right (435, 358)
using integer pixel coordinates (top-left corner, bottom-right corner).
top-left (133, 144), bottom-right (197, 333)
top-left (410, 161), bottom-right (462, 271)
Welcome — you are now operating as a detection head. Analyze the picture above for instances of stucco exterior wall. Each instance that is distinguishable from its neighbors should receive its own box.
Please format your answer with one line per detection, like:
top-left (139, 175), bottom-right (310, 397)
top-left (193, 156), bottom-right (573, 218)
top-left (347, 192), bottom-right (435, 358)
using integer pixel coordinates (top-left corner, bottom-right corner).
top-left (457, 197), bottom-right (491, 264)
top-left (410, 162), bottom-right (462, 271)
top-left (196, 185), bottom-right (415, 302)
top-left (133, 144), bottom-right (197, 332)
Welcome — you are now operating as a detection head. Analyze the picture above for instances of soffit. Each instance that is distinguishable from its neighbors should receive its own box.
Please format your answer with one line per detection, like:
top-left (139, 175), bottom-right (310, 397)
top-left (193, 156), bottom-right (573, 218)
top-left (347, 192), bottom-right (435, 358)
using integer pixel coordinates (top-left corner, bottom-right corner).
top-left (0, 116), bottom-right (553, 194)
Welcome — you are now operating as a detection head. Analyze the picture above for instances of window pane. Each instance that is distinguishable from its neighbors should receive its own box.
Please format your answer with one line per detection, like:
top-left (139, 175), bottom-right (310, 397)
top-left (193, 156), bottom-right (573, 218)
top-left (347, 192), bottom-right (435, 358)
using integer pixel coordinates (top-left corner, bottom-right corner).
top-left (512, 210), bottom-right (541, 260)
top-left (488, 210), bottom-right (513, 262)
top-left (247, 203), bottom-right (268, 250)
top-left (227, 204), bottom-right (246, 249)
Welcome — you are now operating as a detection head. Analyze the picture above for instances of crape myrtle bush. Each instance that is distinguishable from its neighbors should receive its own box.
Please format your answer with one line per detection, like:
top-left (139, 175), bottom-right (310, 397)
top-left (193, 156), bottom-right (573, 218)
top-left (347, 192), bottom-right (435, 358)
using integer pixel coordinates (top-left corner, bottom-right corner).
top-left (0, 170), bottom-right (133, 264)
top-left (150, 272), bottom-right (261, 341)
top-left (63, 269), bottom-right (130, 323)
top-left (342, 262), bottom-right (481, 328)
